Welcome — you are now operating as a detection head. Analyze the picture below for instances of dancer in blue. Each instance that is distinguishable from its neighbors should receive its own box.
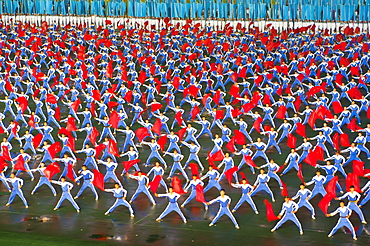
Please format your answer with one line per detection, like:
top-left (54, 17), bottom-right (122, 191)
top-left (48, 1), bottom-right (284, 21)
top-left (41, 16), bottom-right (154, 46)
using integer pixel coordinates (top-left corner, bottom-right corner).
top-left (207, 189), bottom-right (240, 229)
top-left (52, 177), bottom-right (80, 212)
top-left (281, 149), bottom-right (299, 175)
top-left (259, 159), bottom-right (283, 188)
top-left (147, 162), bottom-right (168, 192)
top-left (218, 153), bottom-right (238, 183)
top-left (325, 152), bottom-right (347, 178)
top-left (141, 139), bottom-right (167, 168)
top-left (164, 150), bottom-right (188, 181)
top-left (76, 144), bottom-right (98, 170)
top-left (308, 132), bottom-right (330, 158)
top-left (305, 170), bottom-right (327, 200)
top-left (201, 165), bottom-right (221, 193)
top-left (231, 179), bottom-right (258, 214)
top-left (336, 186), bottom-right (367, 224)
top-left (326, 201), bottom-right (357, 240)
top-left (181, 141), bottom-right (204, 171)
top-left (277, 119), bottom-right (291, 144)
top-left (341, 143), bottom-right (362, 166)
top-left (30, 163), bottom-right (57, 196)
top-left (74, 165), bottom-right (99, 201)
top-left (262, 127), bottom-right (282, 154)
top-left (316, 161), bottom-right (343, 193)
top-left (271, 197), bottom-right (303, 235)
top-left (359, 177), bottom-right (370, 207)
top-left (235, 145), bottom-right (255, 174)
top-left (292, 184), bottom-right (316, 219)
top-left (120, 146), bottom-right (140, 175)
top-left (155, 187), bottom-right (187, 223)
top-left (128, 171), bottom-right (156, 206)
top-left (181, 175), bottom-right (208, 210)
top-left (251, 169), bottom-right (275, 202)
top-left (104, 183), bottom-right (134, 217)
top-left (97, 157), bottom-right (122, 186)
top-left (249, 138), bottom-right (269, 162)
top-left (5, 173), bottom-right (28, 208)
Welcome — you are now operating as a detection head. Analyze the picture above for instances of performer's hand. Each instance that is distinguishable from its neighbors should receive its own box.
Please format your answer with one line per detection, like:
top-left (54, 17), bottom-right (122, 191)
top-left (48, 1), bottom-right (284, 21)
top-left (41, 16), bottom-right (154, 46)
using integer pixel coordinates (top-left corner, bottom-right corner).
top-left (277, 215), bottom-right (282, 219)
top-left (334, 197), bottom-right (339, 200)
top-left (154, 193), bottom-right (158, 197)
top-left (325, 214), bottom-right (330, 217)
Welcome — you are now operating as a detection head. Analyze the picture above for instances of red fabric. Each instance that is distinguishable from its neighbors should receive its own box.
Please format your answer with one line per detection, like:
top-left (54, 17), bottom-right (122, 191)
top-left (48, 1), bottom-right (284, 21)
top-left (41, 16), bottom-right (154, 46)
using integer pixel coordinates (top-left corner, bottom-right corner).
top-left (276, 105), bottom-right (287, 119)
top-left (347, 118), bottom-right (363, 132)
top-left (294, 96), bottom-right (301, 112)
top-left (14, 155), bottom-right (26, 171)
top-left (229, 84), bottom-right (240, 98)
top-left (95, 143), bottom-right (106, 158)
top-left (215, 110), bottom-right (224, 120)
top-left (157, 135), bottom-right (167, 151)
top-left (172, 176), bottom-right (186, 194)
top-left (331, 101), bottom-right (343, 114)
top-left (109, 111), bottom-right (120, 129)
top-left (281, 180), bottom-right (289, 196)
top-left (151, 103), bottom-right (162, 112)
top-left (26, 114), bottom-right (35, 129)
top-left (123, 159), bottom-right (140, 172)
top-left (213, 90), bottom-right (221, 105)
top-left (15, 97), bottom-right (28, 113)
top-left (332, 133), bottom-right (340, 151)
top-left (177, 127), bottom-right (187, 141)
top-left (352, 160), bottom-right (365, 177)
top-left (252, 117), bottom-right (263, 133)
top-left (108, 139), bottom-right (119, 157)
top-left (287, 134), bottom-right (297, 149)
top-left (92, 90), bottom-right (101, 101)
top-left (318, 194), bottom-right (334, 215)
top-left (346, 173), bottom-right (361, 192)
top-left (93, 169), bottom-right (105, 191)
top-left (108, 101), bottom-right (119, 110)
top-left (88, 127), bottom-right (100, 146)
top-left (32, 133), bottom-right (43, 148)
top-left (231, 108), bottom-right (243, 118)
top-left (148, 175), bottom-right (162, 193)
top-left (211, 150), bottom-right (225, 162)
top-left (195, 184), bottom-right (206, 203)
top-left (67, 137), bottom-right (75, 151)
top-left (49, 142), bottom-right (62, 159)
top-left (135, 127), bottom-right (150, 142)
top-left (175, 111), bottom-right (183, 126)
top-left (58, 127), bottom-right (72, 138)
top-left (43, 162), bottom-right (60, 180)
top-left (347, 87), bottom-right (363, 100)
top-left (296, 123), bottom-right (306, 138)
top-left (55, 107), bottom-right (61, 121)
top-left (304, 150), bottom-right (318, 167)
top-left (225, 166), bottom-right (238, 184)
top-left (152, 118), bottom-right (162, 135)
top-left (339, 133), bottom-right (351, 147)
top-left (191, 105), bottom-right (201, 120)
top-left (66, 117), bottom-right (77, 131)
top-left (71, 98), bottom-right (81, 112)
top-left (46, 94), bottom-right (57, 104)
top-left (264, 199), bottom-right (280, 222)
top-left (244, 155), bottom-right (257, 168)
top-left (225, 137), bottom-right (236, 153)
top-left (67, 163), bottom-right (76, 181)
top-left (307, 110), bottom-right (317, 129)
top-left (234, 130), bottom-right (246, 145)
top-left (326, 176), bottom-right (339, 197)
top-left (297, 164), bottom-right (305, 183)
top-left (242, 103), bottom-right (255, 113)
top-left (314, 146), bottom-right (324, 161)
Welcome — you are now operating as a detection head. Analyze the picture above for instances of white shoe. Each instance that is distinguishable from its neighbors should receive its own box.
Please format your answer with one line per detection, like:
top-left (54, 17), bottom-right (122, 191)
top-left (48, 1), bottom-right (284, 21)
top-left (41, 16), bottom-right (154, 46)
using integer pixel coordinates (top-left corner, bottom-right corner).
top-left (255, 211), bottom-right (259, 214)
top-left (235, 226), bottom-right (240, 229)
top-left (25, 206), bottom-right (29, 208)
top-left (74, 196), bottom-right (78, 199)
top-left (104, 212), bottom-right (109, 215)
top-left (362, 221), bottom-right (367, 224)
top-left (328, 234), bottom-right (332, 238)
top-left (311, 215), bottom-right (316, 220)
top-left (95, 197), bottom-right (99, 201)
top-left (31, 192), bottom-right (34, 195)
top-left (232, 210), bottom-right (236, 213)
top-left (271, 229), bottom-right (275, 232)
top-left (5, 203), bottom-right (10, 207)
top-left (53, 207), bottom-right (58, 210)
top-left (184, 220), bottom-right (187, 223)
top-left (209, 223), bottom-right (214, 226)
top-left (300, 231), bottom-right (303, 235)
top-left (130, 214), bottom-right (134, 218)
top-left (353, 237), bottom-right (357, 240)
top-left (77, 210), bottom-right (80, 213)
top-left (272, 199), bottom-right (276, 202)
top-left (180, 205), bottom-right (185, 208)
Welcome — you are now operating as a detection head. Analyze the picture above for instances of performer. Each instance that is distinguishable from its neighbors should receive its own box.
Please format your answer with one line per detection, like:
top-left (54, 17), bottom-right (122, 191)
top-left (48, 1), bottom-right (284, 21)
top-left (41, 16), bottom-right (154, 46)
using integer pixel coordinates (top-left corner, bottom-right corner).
top-left (207, 189), bottom-right (240, 229)
top-left (74, 165), bottom-right (99, 201)
top-left (5, 173), bottom-right (28, 208)
top-left (104, 183), bottom-right (134, 217)
top-left (231, 179), bottom-right (258, 214)
top-left (155, 187), bottom-right (187, 223)
top-left (201, 165), bottom-right (222, 193)
top-left (51, 177), bottom-right (80, 212)
top-left (271, 197), bottom-right (303, 235)
top-left (250, 169), bottom-right (275, 202)
top-left (291, 184), bottom-right (316, 219)
top-left (128, 171), bottom-right (156, 206)
top-left (30, 163), bottom-right (57, 196)
top-left (336, 186), bottom-right (367, 224)
top-left (326, 201), bottom-right (357, 240)
top-left (181, 175), bottom-right (208, 210)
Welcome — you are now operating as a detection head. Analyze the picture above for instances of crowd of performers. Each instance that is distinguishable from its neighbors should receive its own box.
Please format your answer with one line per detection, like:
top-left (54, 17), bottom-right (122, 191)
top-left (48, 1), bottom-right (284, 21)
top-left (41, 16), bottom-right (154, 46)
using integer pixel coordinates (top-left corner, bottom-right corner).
top-left (0, 19), bottom-right (370, 240)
